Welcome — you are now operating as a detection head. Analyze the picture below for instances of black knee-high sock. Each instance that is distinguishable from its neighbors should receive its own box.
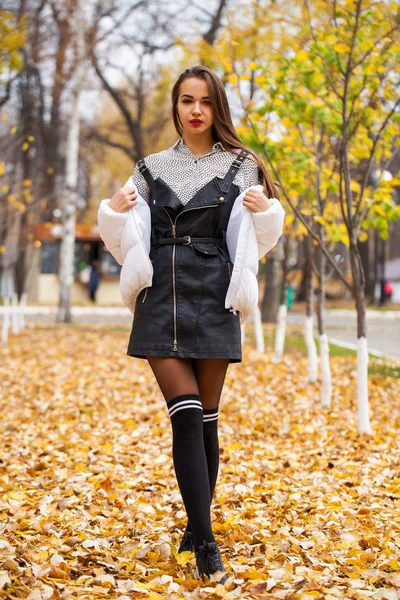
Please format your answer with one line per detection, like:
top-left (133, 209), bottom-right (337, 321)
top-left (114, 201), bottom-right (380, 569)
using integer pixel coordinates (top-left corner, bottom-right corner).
top-left (185, 406), bottom-right (219, 535)
top-left (167, 394), bottom-right (215, 548)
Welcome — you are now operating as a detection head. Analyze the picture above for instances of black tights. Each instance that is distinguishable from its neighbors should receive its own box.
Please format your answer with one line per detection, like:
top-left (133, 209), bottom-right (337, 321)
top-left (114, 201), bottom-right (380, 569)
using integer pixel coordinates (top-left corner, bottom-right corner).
top-left (146, 357), bottom-right (229, 543)
top-left (147, 357), bottom-right (229, 409)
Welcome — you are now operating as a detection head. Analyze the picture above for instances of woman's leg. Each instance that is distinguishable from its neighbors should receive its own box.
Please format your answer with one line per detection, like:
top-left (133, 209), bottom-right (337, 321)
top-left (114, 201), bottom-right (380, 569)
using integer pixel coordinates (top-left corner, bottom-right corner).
top-left (185, 358), bottom-right (230, 534)
top-left (146, 356), bottom-right (215, 549)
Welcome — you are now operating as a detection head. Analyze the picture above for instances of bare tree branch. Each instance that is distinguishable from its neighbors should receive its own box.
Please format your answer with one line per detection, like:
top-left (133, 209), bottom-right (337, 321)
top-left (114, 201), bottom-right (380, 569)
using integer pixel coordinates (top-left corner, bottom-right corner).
top-left (203, 0), bottom-right (227, 45)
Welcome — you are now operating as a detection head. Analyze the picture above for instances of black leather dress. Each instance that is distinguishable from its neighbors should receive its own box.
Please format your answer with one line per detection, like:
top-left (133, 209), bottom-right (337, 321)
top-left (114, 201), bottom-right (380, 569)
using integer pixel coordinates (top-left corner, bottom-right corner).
top-left (126, 149), bottom-right (249, 363)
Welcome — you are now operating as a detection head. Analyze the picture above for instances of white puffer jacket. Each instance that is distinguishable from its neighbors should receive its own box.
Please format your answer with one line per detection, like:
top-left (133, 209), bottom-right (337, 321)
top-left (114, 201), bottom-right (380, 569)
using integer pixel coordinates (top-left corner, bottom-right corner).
top-left (98, 181), bottom-right (285, 324)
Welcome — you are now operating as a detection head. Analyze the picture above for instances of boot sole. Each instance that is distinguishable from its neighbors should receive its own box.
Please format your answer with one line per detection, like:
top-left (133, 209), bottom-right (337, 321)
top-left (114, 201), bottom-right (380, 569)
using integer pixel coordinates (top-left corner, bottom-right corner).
top-left (193, 566), bottom-right (230, 585)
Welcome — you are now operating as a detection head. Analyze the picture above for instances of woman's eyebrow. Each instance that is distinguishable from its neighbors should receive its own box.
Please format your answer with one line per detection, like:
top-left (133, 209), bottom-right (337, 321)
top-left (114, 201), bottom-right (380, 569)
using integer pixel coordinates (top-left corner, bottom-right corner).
top-left (181, 94), bottom-right (210, 99)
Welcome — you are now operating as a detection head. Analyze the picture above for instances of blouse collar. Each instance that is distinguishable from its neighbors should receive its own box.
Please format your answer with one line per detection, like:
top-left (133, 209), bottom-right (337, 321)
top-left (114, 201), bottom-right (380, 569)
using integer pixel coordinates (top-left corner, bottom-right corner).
top-left (171, 137), bottom-right (225, 154)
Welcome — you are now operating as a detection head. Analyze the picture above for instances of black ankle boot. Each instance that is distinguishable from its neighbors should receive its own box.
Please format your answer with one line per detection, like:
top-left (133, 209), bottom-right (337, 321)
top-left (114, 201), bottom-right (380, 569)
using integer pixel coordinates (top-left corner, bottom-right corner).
top-left (178, 529), bottom-right (195, 553)
top-left (195, 539), bottom-right (229, 584)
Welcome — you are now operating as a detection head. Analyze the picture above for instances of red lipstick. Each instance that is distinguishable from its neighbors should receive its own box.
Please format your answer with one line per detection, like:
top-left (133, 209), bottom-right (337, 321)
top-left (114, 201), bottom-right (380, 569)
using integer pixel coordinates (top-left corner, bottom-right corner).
top-left (190, 119), bottom-right (203, 126)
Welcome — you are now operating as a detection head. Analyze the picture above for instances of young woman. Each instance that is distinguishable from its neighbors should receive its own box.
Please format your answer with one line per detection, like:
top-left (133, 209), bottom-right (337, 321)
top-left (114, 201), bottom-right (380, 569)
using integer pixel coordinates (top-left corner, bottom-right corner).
top-left (98, 65), bottom-right (285, 584)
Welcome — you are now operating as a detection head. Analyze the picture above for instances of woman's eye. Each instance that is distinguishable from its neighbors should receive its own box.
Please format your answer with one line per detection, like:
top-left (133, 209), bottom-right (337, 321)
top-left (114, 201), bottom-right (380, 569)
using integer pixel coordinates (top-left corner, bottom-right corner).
top-left (182, 99), bottom-right (211, 105)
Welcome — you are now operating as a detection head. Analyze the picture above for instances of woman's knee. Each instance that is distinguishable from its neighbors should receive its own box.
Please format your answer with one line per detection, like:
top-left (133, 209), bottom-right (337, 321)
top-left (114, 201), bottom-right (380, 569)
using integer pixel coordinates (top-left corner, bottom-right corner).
top-left (146, 356), bottom-right (200, 402)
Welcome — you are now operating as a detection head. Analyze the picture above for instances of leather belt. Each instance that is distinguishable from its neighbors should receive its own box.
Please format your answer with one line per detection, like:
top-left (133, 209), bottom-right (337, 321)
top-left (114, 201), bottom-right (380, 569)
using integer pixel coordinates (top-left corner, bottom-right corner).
top-left (154, 236), bottom-right (224, 246)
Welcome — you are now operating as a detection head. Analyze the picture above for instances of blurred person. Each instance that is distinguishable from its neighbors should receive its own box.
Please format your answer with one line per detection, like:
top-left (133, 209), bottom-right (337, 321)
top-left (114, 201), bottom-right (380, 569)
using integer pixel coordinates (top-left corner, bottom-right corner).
top-left (384, 279), bottom-right (393, 303)
top-left (89, 259), bottom-right (102, 302)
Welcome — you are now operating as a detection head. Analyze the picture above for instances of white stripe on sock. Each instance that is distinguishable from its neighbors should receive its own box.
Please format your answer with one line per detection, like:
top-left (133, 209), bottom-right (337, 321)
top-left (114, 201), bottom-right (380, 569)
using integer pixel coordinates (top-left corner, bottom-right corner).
top-left (168, 399), bottom-right (202, 414)
top-left (203, 414), bottom-right (219, 422)
top-left (169, 404), bottom-right (203, 418)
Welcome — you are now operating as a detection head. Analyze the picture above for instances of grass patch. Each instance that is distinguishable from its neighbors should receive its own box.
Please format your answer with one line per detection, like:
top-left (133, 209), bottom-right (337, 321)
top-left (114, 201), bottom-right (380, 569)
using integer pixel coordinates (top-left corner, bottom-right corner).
top-left (244, 322), bottom-right (400, 379)
top-left (368, 361), bottom-right (400, 378)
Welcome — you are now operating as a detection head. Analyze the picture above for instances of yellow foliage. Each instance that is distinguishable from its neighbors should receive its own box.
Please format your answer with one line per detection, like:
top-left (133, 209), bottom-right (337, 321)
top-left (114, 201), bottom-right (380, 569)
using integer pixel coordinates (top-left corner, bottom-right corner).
top-left (0, 11), bottom-right (26, 77)
top-left (333, 43), bottom-right (348, 53)
top-left (350, 180), bottom-right (361, 193)
top-left (212, 0), bottom-right (399, 244)
top-left (373, 205), bottom-right (387, 217)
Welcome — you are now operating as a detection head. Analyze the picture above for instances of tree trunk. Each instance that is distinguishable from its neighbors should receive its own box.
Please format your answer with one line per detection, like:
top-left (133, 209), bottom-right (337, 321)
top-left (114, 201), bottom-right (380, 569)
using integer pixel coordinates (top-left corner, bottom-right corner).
top-left (261, 255), bottom-right (279, 322)
top-left (57, 0), bottom-right (85, 323)
top-left (358, 238), bottom-right (372, 302)
top-left (349, 241), bottom-right (372, 434)
top-left (252, 306), bottom-right (265, 353)
top-left (296, 238), bottom-right (311, 302)
top-left (316, 245), bottom-right (332, 407)
top-left (370, 229), bottom-right (379, 305)
top-left (274, 235), bottom-right (290, 362)
top-left (304, 239), bottom-right (318, 383)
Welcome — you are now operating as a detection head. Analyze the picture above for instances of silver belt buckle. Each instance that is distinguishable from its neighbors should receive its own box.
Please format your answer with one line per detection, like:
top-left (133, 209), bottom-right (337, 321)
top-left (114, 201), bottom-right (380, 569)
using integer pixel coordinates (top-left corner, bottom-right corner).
top-left (183, 236), bottom-right (191, 245)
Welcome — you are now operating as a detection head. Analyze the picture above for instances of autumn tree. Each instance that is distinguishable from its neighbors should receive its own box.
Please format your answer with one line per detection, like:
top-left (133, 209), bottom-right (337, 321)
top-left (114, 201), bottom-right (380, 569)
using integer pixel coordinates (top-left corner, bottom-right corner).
top-left (185, 0), bottom-right (400, 432)
top-left (0, 7), bottom-right (27, 299)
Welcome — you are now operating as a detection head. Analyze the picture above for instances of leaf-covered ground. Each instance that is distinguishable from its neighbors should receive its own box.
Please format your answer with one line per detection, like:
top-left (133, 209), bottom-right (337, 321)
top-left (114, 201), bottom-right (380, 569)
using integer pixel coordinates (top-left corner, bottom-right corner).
top-left (1, 322), bottom-right (400, 600)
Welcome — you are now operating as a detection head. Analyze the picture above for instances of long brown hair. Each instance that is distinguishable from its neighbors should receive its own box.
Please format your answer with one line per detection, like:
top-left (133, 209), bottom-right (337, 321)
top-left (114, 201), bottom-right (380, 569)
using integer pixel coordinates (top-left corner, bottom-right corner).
top-left (171, 65), bottom-right (280, 200)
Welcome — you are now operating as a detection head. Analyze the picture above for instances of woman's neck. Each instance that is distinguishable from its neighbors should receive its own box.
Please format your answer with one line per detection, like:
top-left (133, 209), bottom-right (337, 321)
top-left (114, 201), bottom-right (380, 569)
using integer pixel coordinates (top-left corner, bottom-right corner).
top-left (181, 134), bottom-right (217, 158)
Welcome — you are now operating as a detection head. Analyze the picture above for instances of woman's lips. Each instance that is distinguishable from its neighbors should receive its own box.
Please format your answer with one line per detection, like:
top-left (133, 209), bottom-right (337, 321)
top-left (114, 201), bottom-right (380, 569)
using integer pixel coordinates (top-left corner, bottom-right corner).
top-left (190, 120), bottom-right (203, 126)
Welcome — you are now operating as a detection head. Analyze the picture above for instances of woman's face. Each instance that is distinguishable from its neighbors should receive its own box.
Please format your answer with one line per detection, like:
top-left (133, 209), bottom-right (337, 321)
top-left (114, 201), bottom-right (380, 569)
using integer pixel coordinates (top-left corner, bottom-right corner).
top-left (176, 77), bottom-right (214, 136)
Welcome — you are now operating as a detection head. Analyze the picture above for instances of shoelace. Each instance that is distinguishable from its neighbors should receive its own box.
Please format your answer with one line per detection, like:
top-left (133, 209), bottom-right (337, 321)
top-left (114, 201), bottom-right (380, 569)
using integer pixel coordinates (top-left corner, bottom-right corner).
top-left (197, 541), bottom-right (224, 573)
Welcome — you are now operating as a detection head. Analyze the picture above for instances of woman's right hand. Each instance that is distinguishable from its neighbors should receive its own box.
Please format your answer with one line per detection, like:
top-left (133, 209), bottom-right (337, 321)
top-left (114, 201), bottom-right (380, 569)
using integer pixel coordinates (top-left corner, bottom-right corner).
top-left (108, 187), bottom-right (138, 213)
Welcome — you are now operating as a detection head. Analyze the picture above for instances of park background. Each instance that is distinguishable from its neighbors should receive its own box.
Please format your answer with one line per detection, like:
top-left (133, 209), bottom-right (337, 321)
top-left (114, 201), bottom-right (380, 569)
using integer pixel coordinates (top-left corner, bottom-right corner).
top-left (1, 1), bottom-right (400, 599)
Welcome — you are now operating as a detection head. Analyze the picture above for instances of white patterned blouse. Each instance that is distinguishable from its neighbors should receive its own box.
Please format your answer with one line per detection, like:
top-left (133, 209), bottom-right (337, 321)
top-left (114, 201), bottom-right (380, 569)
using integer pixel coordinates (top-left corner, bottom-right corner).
top-left (128, 137), bottom-right (262, 206)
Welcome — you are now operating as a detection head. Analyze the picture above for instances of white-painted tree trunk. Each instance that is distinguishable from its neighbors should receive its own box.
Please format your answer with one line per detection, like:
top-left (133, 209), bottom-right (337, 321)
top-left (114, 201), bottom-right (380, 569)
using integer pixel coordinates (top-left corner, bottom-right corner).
top-left (18, 291), bottom-right (27, 331)
top-left (11, 292), bottom-right (20, 334)
top-left (319, 333), bottom-right (332, 407)
top-left (241, 322), bottom-right (246, 345)
top-left (1, 268), bottom-right (15, 344)
top-left (1, 296), bottom-right (10, 345)
top-left (315, 246), bottom-right (332, 407)
top-left (253, 306), bottom-right (265, 353)
top-left (357, 336), bottom-right (371, 434)
top-left (304, 315), bottom-right (318, 383)
top-left (57, 0), bottom-right (86, 322)
top-left (273, 303), bottom-right (287, 363)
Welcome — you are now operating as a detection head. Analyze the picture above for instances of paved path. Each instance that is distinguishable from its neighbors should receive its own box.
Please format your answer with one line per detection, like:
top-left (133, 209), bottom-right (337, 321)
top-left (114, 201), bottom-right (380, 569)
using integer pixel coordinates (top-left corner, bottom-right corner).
top-left (287, 312), bottom-right (400, 361)
top-left (2, 306), bottom-right (399, 361)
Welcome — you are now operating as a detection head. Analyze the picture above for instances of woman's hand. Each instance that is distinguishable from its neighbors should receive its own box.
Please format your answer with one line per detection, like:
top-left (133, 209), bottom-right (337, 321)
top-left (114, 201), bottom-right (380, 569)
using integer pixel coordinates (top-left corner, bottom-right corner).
top-left (243, 185), bottom-right (274, 213)
top-left (108, 187), bottom-right (138, 213)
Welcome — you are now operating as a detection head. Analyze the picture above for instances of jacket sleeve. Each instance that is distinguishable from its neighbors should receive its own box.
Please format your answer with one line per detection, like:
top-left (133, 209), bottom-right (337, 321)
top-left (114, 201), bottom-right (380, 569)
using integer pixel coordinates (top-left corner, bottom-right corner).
top-left (97, 178), bottom-right (133, 266)
top-left (252, 197), bottom-right (285, 261)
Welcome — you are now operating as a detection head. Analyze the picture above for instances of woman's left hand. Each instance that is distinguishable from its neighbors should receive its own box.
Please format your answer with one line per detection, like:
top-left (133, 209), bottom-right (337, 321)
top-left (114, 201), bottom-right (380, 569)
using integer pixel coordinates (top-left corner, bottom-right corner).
top-left (243, 186), bottom-right (274, 213)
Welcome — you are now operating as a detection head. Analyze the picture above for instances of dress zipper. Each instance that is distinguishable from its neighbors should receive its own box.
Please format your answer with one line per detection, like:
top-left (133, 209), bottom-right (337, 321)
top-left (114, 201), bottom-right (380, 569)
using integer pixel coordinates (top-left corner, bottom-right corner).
top-left (162, 204), bottom-right (219, 352)
top-left (142, 260), bottom-right (153, 303)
